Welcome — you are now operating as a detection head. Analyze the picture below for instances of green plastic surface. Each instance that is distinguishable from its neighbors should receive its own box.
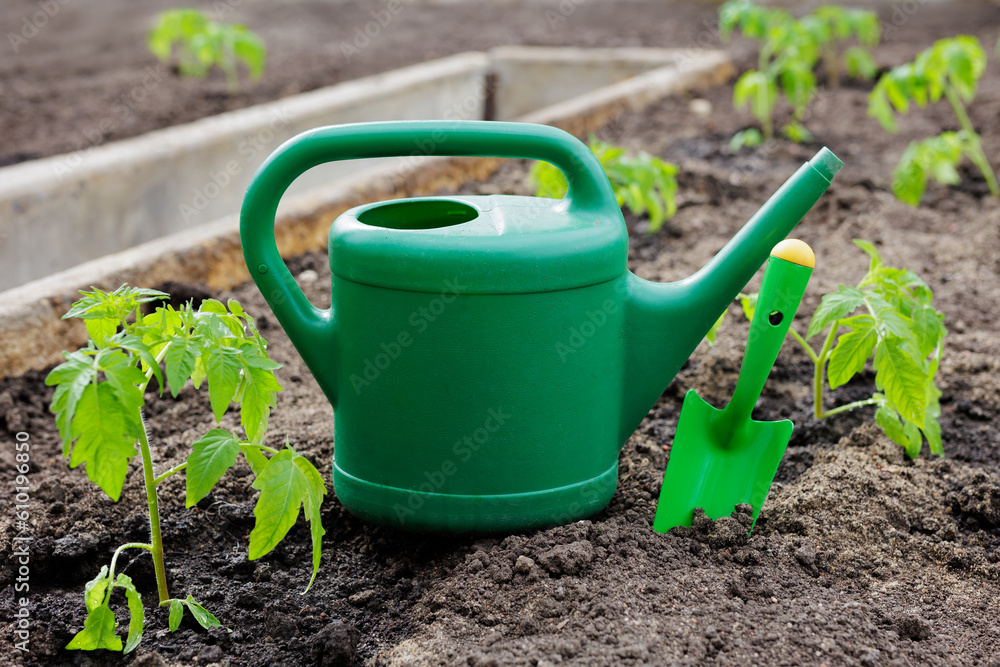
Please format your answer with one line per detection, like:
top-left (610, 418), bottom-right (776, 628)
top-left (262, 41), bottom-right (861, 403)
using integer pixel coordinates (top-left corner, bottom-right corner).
top-left (239, 120), bottom-right (840, 531)
top-left (652, 252), bottom-right (814, 533)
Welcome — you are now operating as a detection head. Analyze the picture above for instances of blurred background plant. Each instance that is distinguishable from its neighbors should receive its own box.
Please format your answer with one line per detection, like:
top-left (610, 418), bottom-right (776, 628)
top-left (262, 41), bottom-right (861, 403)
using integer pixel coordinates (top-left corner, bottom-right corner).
top-left (720, 1), bottom-right (880, 150)
top-left (532, 137), bottom-right (679, 233)
top-left (868, 35), bottom-right (998, 205)
top-left (148, 8), bottom-right (267, 92)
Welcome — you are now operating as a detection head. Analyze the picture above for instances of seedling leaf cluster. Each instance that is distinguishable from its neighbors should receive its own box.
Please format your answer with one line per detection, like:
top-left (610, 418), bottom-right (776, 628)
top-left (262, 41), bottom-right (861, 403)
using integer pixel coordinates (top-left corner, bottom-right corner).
top-left (724, 242), bottom-right (946, 458)
top-left (868, 35), bottom-right (998, 205)
top-left (720, 1), bottom-right (880, 148)
top-left (148, 9), bottom-right (267, 92)
top-left (47, 286), bottom-right (325, 653)
top-left (531, 137), bottom-right (679, 232)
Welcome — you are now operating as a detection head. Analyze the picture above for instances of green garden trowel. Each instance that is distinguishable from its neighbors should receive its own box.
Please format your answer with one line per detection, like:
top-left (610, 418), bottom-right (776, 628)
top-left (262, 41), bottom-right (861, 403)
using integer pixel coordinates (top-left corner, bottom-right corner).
top-left (653, 239), bottom-right (815, 533)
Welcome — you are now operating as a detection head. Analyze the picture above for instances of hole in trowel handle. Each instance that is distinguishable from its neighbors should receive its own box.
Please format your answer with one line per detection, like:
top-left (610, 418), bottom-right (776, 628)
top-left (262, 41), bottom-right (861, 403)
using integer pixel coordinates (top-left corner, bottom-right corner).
top-left (768, 310), bottom-right (783, 326)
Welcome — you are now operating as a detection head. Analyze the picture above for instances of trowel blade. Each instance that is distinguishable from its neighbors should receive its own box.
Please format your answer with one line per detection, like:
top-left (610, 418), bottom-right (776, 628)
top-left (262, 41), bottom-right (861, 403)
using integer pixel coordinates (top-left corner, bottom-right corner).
top-left (653, 389), bottom-right (793, 533)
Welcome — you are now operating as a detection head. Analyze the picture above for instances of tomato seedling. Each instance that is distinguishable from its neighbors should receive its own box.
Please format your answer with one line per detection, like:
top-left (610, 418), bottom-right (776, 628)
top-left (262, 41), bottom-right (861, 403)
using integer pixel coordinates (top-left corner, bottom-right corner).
top-left (868, 35), bottom-right (998, 205)
top-left (805, 6), bottom-right (880, 86)
top-left (720, 1), bottom-right (880, 149)
top-left (47, 286), bottom-right (326, 653)
top-left (723, 241), bottom-right (946, 457)
top-left (531, 137), bottom-right (678, 232)
top-left (148, 9), bottom-right (267, 92)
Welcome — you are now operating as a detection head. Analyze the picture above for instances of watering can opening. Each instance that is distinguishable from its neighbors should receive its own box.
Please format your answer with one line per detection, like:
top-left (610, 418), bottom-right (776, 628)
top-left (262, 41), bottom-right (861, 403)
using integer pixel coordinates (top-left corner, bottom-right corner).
top-left (357, 199), bottom-right (479, 230)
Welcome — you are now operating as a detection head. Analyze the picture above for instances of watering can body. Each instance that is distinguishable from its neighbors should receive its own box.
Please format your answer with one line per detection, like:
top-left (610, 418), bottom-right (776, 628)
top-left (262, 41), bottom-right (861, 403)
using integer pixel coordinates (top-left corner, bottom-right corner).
top-left (240, 120), bottom-right (841, 531)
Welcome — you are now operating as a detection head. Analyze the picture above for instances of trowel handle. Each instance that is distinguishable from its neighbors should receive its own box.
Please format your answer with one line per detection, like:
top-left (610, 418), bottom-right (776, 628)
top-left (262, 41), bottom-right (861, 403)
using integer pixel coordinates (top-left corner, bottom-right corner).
top-left (725, 240), bottom-right (815, 425)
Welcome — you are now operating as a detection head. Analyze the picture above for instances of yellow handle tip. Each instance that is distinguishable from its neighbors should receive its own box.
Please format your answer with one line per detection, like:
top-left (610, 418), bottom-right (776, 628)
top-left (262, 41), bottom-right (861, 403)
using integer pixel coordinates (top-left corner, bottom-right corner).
top-left (771, 239), bottom-right (815, 268)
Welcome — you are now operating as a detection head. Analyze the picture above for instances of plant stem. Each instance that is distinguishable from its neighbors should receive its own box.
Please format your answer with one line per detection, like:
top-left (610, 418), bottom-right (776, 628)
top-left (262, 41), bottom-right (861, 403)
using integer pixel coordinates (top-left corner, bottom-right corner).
top-left (825, 45), bottom-right (840, 88)
top-left (758, 43), bottom-right (775, 140)
top-left (109, 542), bottom-right (152, 581)
top-left (245, 443), bottom-right (280, 455)
top-left (943, 83), bottom-right (1000, 197)
top-left (819, 397), bottom-right (880, 418)
top-left (154, 443), bottom-right (279, 487)
top-left (153, 462), bottom-right (188, 486)
top-left (813, 324), bottom-right (839, 420)
top-left (137, 412), bottom-right (170, 604)
top-left (787, 328), bottom-right (819, 363)
top-left (135, 345), bottom-right (172, 604)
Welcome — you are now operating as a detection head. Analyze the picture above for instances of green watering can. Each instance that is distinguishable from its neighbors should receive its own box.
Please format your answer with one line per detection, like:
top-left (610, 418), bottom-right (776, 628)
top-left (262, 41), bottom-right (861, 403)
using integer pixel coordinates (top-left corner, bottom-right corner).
top-left (239, 120), bottom-right (841, 532)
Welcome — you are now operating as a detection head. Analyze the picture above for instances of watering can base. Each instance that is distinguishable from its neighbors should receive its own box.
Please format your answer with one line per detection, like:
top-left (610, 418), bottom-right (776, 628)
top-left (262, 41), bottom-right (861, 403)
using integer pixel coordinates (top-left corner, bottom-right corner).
top-left (332, 461), bottom-right (619, 532)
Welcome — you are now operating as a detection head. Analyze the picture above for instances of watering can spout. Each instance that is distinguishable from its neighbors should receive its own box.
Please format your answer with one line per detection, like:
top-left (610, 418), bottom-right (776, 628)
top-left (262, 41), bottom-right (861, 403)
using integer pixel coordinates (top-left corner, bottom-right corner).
top-left (620, 148), bottom-right (842, 441)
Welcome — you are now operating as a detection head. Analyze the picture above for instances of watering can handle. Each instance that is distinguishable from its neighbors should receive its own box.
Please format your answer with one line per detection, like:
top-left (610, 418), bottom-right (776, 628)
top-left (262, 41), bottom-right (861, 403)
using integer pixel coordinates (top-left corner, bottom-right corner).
top-left (239, 121), bottom-right (617, 406)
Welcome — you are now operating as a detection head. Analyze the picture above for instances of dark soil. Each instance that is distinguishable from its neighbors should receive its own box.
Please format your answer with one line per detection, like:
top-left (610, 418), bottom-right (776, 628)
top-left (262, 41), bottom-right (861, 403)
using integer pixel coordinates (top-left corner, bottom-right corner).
top-left (3, 2), bottom-right (1000, 666)
top-left (0, 0), bottom-right (723, 167)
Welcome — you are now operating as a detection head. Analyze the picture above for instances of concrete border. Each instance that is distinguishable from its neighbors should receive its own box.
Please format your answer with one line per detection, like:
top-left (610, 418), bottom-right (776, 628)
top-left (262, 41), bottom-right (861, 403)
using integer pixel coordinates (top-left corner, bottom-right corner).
top-left (0, 48), bottom-right (732, 378)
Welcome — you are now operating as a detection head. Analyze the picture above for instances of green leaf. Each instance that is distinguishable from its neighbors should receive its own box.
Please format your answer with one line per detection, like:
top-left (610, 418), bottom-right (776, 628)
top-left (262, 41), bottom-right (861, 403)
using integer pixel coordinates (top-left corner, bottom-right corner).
top-left (240, 365), bottom-right (282, 443)
top-left (867, 294), bottom-right (914, 340)
top-left (240, 444), bottom-right (271, 476)
top-left (66, 604), bottom-right (122, 652)
top-left (738, 292), bottom-right (758, 322)
top-left (778, 62), bottom-right (816, 116)
top-left (912, 304), bottom-right (945, 358)
top-left (873, 339), bottom-right (928, 426)
top-left (198, 299), bottom-right (228, 315)
top-left (294, 453), bottom-right (327, 591)
top-left (874, 400), bottom-right (906, 445)
top-left (63, 285), bottom-right (168, 326)
top-left (99, 350), bottom-right (146, 413)
top-left (923, 384), bottom-right (944, 457)
top-left (806, 286), bottom-right (865, 339)
top-left (891, 134), bottom-right (965, 207)
top-left (169, 599), bottom-right (184, 632)
top-left (165, 335), bottom-right (198, 397)
top-left (705, 309), bottom-right (726, 347)
top-left (844, 45), bottom-right (877, 80)
top-left (86, 318), bottom-right (118, 348)
top-left (734, 70), bottom-right (778, 128)
top-left (68, 383), bottom-right (141, 501)
top-left (867, 80), bottom-right (897, 133)
top-left (205, 346), bottom-right (242, 422)
top-left (902, 421), bottom-right (923, 457)
top-left (248, 449), bottom-right (306, 560)
top-left (729, 128), bottom-right (763, 152)
top-left (47, 351), bottom-right (98, 449)
top-left (186, 429), bottom-right (242, 507)
top-left (114, 574), bottom-right (144, 654)
top-left (114, 334), bottom-right (164, 390)
top-left (781, 122), bottom-right (813, 144)
top-left (84, 566), bottom-right (111, 612)
top-left (185, 595), bottom-right (221, 630)
top-left (827, 315), bottom-right (877, 388)
top-left (530, 160), bottom-right (568, 199)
